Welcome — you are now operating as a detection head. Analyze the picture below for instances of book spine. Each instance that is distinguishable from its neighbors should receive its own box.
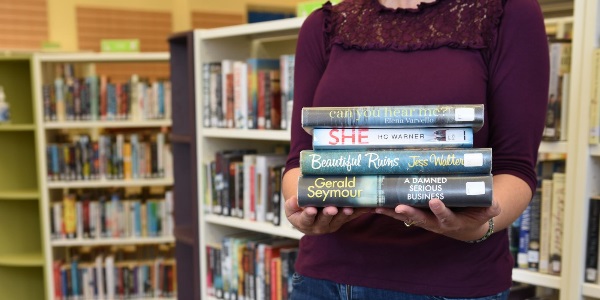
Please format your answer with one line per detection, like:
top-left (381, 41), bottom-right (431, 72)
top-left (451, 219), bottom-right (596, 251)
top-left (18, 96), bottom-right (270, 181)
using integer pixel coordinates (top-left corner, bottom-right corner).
top-left (549, 172), bottom-right (566, 275)
top-left (543, 42), bottom-right (570, 141)
top-left (300, 148), bottom-right (491, 175)
top-left (233, 61), bottom-right (248, 129)
top-left (538, 183), bottom-right (552, 273)
top-left (301, 104), bottom-right (484, 133)
top-left (297, 175), bottom-right (493, 207)
top-left (527, 192), bottom-right (541, 270)
top-left (586, 197), bottom-right (600, 283)
top-left (312, 127), bottom-right (473, 150)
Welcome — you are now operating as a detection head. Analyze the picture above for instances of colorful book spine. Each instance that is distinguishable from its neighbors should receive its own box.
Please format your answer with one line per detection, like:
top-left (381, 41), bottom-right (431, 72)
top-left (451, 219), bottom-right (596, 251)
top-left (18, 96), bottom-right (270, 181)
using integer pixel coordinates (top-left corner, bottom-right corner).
top-left (301, 104), bottom-right (484, 134)
top-left (297, 175), bottom-right (493, 207)
top-left (300, 148), bottom-right (491, 175)
top-left (312, 127), bottom-right (473, 150)
top-left (246, 58), bottom-right (280, 129)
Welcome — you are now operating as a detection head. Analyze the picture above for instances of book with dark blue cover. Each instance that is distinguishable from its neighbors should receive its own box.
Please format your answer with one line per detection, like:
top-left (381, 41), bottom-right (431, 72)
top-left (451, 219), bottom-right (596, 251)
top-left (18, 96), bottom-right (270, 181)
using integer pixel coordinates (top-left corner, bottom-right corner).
top-left (302, 104), bottom-right (484, 134)
top-left (297, 174), bottom-right (493, 207)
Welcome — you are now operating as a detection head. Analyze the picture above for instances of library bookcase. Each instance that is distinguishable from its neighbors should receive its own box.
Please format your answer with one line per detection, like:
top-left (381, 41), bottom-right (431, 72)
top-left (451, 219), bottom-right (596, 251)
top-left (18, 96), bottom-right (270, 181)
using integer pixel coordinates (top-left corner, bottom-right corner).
top-left (31, 52), bottom-right (176, 299)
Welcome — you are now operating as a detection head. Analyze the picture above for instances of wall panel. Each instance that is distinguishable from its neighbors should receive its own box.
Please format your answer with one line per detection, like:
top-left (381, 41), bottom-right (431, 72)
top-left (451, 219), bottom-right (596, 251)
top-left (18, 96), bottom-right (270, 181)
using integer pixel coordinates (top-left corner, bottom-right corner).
top-left (0, 0), bottom-right (48, 50)
top-left (76, 7), bottom-right (171, 80)
top-left (192, 11), bottom-right (244, 29)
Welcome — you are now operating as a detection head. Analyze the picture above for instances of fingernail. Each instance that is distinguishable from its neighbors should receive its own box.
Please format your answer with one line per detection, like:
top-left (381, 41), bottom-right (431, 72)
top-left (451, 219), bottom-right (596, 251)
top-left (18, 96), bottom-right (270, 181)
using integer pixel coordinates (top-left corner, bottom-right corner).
top-left (375, 208), bottom-right (383, 214)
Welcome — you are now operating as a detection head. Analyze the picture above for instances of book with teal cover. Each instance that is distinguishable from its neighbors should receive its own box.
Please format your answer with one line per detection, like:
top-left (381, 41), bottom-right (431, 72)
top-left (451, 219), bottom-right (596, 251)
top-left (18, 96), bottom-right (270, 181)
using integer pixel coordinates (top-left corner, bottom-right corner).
top-left (312, 127), bottom-right (473, 149)
top-left (297, 174), bottom-right (493, 207)
top-left (301, 104), bottom-right (484, 134)
top-left (300, 148), bottom-right (491, 175)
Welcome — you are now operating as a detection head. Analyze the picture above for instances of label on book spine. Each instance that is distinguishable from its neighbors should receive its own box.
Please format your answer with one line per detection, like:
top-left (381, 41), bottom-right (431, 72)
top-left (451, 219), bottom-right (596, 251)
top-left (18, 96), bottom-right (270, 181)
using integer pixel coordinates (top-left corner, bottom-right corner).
top-left (297, 175), bottom-right (493, 207)
top-left (299, 148), bottom-right (491, 175)
top-left (312, 127), bottom-right (473, 149)
top-left (301, 104), bottom-right (484, 134)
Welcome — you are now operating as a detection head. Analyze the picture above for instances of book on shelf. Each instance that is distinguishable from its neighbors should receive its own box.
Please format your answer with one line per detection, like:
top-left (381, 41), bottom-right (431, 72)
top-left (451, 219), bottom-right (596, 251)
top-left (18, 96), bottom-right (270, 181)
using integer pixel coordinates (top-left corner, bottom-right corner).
top-left (50, 189), bottom-right (174, 241)
top-left (233, 60), bottom-right (249, 129)
top-left (222, 59), bottom-right (234, 128)
top-left (255, 238), bottom-right (298, 300)
top-left (527, 191), bottom-right (541, 271)
top-left (538, 180), bottom-right (553, 274)
top-left (254, 153), bottom-right (287, 223)
top-left (312, 127), bottom-right (474, 149)
top-left (549, 172), bottom-right (565, 275)
top-left (585, 196), bottom-right (600, 283)
top-left (206, 235), bottom-right (298, 300)
top-left (43, 64), bottom-right (171, 122)
top-left (280, 54), bottom-right (295, 130)
top-left (509, 214), bottom-right (522, 267)
top-left (280, 247), bottom-right (298, 300)
top-left (202, 55), bottom-right (294, 131)
top-left (297, 175), bottom-right (493, 208)
top-left (543, 41), bottom-right (571, 141)
top-left (53, 250), bottom-right (176, 299)
top-left (246, 58), bottom-right (280, 130)
top-left (299, 148), bottom-right (491, 175)
top-left (221, 232), bottom-right (267, 300)
top-left (242, 154), bottom-right (257, 221)
top-left (46, 131), bottom-right (172, 182)
top-left (214, 149), bottom-right (257, 217)
top-left (205, 243), bottom-right (222, 298)
top-left (301, 104), bottom-right (485, 134)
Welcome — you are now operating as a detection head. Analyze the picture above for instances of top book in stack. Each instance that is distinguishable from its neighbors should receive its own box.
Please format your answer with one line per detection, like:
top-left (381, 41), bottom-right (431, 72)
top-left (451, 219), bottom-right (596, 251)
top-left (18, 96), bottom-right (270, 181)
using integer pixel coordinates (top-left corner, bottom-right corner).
top-left (301, 104), bottom-right (484, 134)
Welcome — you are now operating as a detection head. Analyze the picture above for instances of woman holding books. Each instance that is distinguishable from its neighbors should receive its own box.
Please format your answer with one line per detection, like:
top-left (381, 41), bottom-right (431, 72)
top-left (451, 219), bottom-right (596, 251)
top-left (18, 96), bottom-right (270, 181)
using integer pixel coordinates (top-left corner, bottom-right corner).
top-left (282, 0), bottom-right (549, 299)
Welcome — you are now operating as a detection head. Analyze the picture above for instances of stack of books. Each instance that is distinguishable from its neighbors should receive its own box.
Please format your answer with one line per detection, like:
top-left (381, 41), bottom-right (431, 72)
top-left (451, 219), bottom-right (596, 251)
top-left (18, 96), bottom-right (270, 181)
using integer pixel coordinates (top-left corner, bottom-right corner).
top-left (296, 104), bottom-right (493, 208)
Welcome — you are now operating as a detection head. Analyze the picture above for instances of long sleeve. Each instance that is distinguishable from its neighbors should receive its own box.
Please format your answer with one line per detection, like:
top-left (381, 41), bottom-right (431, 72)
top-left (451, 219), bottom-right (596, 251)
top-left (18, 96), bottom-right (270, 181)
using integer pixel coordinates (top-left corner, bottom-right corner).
top-left (487, 0), bottom-right (550, 192)
top-left (284, 10), bottom-right (329, 174)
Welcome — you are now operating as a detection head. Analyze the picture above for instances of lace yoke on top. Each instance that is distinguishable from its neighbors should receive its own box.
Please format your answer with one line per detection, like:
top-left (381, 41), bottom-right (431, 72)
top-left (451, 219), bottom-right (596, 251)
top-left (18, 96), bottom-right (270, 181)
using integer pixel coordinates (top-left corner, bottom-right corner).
top-left (324, 0), bottom-right (504, 51)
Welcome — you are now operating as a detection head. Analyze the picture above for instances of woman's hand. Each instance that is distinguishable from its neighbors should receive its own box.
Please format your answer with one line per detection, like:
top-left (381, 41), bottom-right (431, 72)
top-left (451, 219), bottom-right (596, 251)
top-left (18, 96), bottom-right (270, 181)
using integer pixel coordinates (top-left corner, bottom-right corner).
top-left (375, 198), bottom-right (502, 242)
top-left (284, 195), bottom-right (372, 235)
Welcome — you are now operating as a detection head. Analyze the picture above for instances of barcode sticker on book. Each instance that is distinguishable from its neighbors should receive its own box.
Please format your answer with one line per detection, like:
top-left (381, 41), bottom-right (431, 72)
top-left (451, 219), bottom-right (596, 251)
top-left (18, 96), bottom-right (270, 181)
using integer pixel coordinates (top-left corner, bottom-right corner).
top-left (466, 181), bottom-right (486, 195)
top-left (464, 153), bottom-right (484, 167)
top-left (455, 108), bottom-right (475, 122)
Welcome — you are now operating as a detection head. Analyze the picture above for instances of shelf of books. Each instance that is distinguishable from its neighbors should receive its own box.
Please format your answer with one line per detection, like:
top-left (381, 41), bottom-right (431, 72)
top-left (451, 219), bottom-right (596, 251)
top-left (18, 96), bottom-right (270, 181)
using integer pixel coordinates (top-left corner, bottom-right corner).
top-left (189, 17), bottom-right (301, 300)
top-left (31, 52), bottom-right (177, 299)
top-left (0, 53), bottom-right (46, 299)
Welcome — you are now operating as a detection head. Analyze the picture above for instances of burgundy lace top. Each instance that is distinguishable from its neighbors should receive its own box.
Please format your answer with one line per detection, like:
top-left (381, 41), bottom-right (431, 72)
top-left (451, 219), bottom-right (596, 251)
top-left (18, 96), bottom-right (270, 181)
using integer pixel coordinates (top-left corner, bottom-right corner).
top-left (284, 0), bottom-right (549, 297)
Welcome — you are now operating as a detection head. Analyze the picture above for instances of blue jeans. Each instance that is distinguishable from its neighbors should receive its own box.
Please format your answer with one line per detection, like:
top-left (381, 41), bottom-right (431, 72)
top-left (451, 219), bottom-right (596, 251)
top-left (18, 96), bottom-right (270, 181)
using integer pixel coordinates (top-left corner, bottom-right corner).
top-left (290, 273), bottom-right (510, 300)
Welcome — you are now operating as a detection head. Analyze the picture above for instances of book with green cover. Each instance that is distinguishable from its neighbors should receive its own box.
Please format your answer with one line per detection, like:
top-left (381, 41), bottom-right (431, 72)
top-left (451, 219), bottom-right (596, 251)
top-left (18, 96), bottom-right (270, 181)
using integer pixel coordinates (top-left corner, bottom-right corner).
top-left (300, 148), bottom-right (492, 175)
